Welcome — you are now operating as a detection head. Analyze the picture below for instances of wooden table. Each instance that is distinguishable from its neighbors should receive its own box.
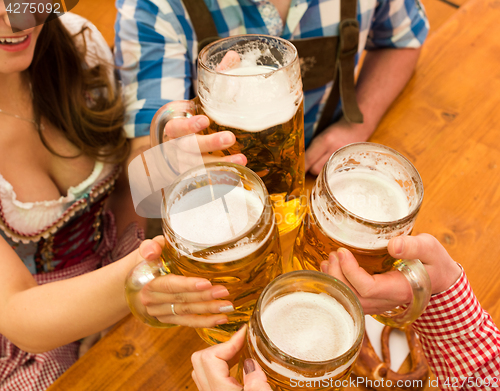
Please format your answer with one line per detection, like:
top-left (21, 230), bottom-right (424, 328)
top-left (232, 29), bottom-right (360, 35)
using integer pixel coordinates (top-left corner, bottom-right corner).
top-left (49, 0), bottom-right (499, 388)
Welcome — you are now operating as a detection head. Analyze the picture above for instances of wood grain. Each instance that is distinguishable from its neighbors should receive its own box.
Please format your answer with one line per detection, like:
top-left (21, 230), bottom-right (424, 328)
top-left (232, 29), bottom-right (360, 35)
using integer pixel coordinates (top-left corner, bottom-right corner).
top-left (49, 0), bottom-right (496, 389)
top-left (54, 316), bottom-right (209, 390)
top-left (370, 0), bottom-right (500, 324)
top-left (421, 0), bottom-right (458, 34)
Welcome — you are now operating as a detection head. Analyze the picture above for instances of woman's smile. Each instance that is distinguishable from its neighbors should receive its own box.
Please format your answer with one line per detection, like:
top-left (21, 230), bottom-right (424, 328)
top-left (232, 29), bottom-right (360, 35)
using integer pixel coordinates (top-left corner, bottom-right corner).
top-left (0, 33), bottom-right (31, 52)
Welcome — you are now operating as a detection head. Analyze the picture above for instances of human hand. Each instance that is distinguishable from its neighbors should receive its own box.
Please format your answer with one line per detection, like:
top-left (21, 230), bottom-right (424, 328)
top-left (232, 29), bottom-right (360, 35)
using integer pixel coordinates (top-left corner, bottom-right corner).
top-left (191, 325), bottom-right (272, 391)
top-left (305, 117), bottom-right (373, 175)
top-left (137, 237), bottom-right (234, 328)
top-left (154, 51), bottom-right (246, 168)
top-left (160, 113), bottom-right (246, 166)
top-left (320, 234), bottom-right (462, 315)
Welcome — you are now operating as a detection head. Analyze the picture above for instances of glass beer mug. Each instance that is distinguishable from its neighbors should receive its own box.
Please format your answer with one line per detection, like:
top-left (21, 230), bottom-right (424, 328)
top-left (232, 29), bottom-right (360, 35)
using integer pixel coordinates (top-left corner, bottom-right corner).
top-left (151, 34), bottom-right (306, 235)
top-left (293, 142), bottom-right (431, 328)
top-left (241, 271), bottom-right (364, 391)
top-left (126, 162), bottom-right (282, 345)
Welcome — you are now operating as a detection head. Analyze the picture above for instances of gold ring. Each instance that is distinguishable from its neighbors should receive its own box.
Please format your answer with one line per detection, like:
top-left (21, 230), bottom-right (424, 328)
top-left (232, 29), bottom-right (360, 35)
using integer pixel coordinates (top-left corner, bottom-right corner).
top-left (171, 303), bottom-right (178, 316)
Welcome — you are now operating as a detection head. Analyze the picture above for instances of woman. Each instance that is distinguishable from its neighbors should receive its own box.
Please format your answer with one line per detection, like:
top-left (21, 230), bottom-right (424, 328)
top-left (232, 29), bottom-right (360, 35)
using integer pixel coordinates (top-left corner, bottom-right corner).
top-left (0, 8), bottom-right (232, 390)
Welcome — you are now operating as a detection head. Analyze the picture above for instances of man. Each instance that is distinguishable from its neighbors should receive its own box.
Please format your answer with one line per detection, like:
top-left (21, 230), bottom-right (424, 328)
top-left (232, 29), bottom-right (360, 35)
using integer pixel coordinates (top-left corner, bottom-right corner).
top-left (114, 0), bottom-right (429, 175)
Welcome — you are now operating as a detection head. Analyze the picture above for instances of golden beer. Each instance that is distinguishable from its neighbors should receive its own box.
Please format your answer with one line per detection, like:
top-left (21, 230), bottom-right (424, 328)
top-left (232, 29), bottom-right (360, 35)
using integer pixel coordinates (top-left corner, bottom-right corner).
top-left (294, 204), bottom-right (399, 275)
top-left (161, 162), bottom-right (282, 344)
top-left (200, 103), bottom-right (306, 235)
top-left (240, 271), bottom-right (364, 391)
top-left (293, 143), bottom-right (430, 327)
top-left (197, 35), bottom-right (307, 235)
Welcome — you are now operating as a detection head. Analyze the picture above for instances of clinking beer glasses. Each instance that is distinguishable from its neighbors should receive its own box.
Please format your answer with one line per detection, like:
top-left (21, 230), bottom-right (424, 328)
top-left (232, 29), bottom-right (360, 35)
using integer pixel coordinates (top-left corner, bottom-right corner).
top-left (293, 142), bottom-right (431, 328)
top-left (151, 35), bottom-right (306, 235)
top-left (125, 163), bottom-right (282, 345)
top-left (242, 271), bottom-right (364, 391)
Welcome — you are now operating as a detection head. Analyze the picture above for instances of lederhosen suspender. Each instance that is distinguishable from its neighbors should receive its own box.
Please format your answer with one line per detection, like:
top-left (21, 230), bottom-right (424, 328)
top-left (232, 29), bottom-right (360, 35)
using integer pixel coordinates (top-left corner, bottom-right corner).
top-left (182, 0), bottom-right (363, 133)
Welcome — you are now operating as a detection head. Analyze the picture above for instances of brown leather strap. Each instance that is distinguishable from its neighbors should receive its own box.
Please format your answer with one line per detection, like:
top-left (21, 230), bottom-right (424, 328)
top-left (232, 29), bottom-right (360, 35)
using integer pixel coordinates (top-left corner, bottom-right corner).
top-left (182, 0), bottom-right (220, 52)
top-left (291, 37), bottom-right (338, 92)
top-left (316, 0), bottom-right (363, 128)
top-left (338, 18), bottom-right (363, 123)
top-left (316, 73), bottom-right (341, 132)
top-left (341, 0), bottom-right (356, 20)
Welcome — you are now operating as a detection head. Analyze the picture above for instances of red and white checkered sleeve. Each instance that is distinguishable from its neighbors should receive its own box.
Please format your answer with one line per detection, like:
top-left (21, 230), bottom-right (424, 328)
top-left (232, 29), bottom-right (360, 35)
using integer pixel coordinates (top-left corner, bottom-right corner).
top-left (413, 268), bottom-right (500, 390)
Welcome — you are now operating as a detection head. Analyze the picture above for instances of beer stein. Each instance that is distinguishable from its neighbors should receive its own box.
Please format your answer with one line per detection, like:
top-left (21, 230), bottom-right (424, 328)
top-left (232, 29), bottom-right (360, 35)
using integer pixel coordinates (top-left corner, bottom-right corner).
top-left (293, 142), bottom-right (431, 328)
top-left (241, 270), bottom-right (364, 391)
top-left (126, 162), bottom-right (282, 345)
top-left (151, 34), bottom-right (306, 235)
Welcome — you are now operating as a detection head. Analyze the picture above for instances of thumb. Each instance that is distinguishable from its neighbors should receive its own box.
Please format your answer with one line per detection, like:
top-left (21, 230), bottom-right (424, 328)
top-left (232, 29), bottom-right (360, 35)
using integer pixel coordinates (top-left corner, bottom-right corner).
top-left (138, 236), bottom-right (164, 260)
top-left (215, 50), bottom-right (241, 72)
top-left (388, 234), bottom-right (451, 266)
top-left (212, 324), bottom-right (248, 363)
top-left (243, 359), bottom-right (273, 391)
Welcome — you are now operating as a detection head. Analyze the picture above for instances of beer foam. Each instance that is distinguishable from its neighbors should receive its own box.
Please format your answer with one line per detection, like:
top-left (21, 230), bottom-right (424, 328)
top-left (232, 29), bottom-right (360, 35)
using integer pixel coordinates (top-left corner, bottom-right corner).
top-left (202, 238), bottom-right (263, 262)
top-left (261, 292), bottom-right (355, 362)
top-left (237, 47), bottom-right (280, 69)
top-left (311, 167), bottom-right (412, 249)
top-left (169, 184), bottom-right (264, 248)
top-left (327, 168), bottom-right (409, 222)
top-left (201, 64), bottom-right (300, 132)
top-left (224, 65), bottom-right (276, 76)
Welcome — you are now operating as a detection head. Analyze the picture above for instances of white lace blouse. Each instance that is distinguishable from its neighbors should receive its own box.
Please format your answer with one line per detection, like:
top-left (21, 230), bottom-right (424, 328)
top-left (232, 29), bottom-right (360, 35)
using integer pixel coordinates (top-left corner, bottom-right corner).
top-left (0, 162), bottom-right (114, 238)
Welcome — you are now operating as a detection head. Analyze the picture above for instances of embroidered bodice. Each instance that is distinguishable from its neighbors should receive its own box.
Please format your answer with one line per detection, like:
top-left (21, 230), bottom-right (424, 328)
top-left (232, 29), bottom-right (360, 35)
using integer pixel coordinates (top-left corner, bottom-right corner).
top-left (0, 162), bottom-right (113, 239)
top-left (0, 163), bottom-right (120, 273)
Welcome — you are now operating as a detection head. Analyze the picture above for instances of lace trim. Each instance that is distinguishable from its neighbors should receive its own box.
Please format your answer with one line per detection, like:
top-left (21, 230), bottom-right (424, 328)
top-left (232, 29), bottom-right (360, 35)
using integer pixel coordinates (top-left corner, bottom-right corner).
top-left (0, 166), bottom-right (120, 244)
top-left (0, 162), bottom-right (105, 210)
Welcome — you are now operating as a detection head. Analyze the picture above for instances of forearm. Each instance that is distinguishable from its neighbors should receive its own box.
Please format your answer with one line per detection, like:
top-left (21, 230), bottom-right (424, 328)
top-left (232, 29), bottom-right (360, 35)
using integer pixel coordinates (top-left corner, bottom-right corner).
top-left (1, 251), bottom-right (139, 353)
top-left (355, 47), bottom-right (421, 134)
top-left (305, 48), bottom-right (421, 173)
top-left (413, 271), bottom-right (500, 389)
top-left (108, 136), bottom-right (152, 237)
top-left (108, 166), bottom-right (147, 237)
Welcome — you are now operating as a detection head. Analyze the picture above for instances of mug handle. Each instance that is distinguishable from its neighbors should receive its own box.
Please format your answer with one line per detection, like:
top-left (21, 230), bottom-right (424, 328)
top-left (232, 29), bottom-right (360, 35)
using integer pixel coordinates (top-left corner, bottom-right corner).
top-left (125, 258), bottom-right (180, 328)
top-left (151, 100), bottom-right (198, 148)
top-left (372, 259), bottom-right (431, 328)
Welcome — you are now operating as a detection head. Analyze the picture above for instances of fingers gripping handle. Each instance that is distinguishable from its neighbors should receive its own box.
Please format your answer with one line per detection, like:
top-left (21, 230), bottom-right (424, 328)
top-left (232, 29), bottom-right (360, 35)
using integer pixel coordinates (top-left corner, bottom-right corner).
top-left (130, 100), bottom-right (201, 219)
top-left (373, 259), bottom-right (432, 328)
top-left (125, 259), bottom-right (178, 328)
top-left (151, 100), bottom-right (198, 147)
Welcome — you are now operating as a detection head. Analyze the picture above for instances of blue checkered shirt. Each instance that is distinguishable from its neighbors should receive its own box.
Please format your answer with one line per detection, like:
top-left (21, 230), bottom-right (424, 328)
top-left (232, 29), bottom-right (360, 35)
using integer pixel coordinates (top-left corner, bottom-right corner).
top-left (115, 0), bottom-right (429, 145)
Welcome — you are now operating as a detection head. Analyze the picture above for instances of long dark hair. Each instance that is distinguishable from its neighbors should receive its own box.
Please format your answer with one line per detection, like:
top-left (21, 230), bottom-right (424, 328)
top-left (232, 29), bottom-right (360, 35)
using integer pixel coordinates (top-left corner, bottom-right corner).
top-left (28, 18), bottom-right (129, 163)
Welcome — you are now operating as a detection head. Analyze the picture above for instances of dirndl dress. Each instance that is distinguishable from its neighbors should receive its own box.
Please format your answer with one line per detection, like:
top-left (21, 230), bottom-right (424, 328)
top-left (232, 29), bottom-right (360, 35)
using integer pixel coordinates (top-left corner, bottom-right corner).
top-left (0, 162), bottom-right (144, 390)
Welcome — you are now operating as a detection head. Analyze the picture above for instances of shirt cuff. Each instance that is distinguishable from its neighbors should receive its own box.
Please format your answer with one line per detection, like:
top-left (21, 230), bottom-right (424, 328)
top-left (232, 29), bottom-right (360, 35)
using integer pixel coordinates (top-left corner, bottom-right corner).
top-left (413, 267), bottom-right (483, 340)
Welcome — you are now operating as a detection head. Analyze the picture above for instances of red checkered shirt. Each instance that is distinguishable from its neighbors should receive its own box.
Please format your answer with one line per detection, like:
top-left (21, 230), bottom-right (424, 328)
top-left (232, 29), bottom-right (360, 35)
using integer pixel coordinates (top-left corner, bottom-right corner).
top-left (413, 269), bottom-right (500, 390)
